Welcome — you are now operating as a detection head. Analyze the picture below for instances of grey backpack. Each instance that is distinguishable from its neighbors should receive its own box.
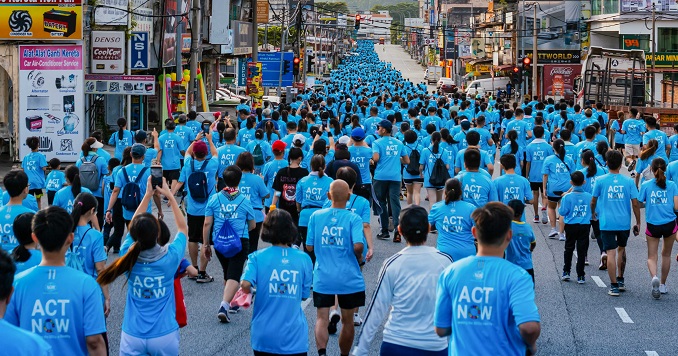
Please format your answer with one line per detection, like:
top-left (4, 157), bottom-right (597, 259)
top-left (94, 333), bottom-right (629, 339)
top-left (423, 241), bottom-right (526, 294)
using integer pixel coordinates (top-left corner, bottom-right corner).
top-left (80, 155), bottom-right (100, 191)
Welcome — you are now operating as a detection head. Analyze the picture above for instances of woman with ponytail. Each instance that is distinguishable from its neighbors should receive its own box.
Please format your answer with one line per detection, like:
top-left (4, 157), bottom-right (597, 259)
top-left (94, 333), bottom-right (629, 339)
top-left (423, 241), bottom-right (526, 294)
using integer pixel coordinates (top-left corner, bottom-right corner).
top-left (638, 157), bottom-right (678, 299)
top-left (98, 177), bottom-right (187, 354)
top-left (10, 212), bottom-right (38, 274)
top-left (296, 154), bottom-right (333, 264)
top-left (53, 165), bottom-right (93, 216)
top-left (427, 178), bottom-right (476, 260)
top-left (420, 131), bottom-right (450, 207)
top-left (214, 121), bottom-right (227, 148)
top-left (579, 149), bottom-right (607, 193)
top-left (541, 139), bottom-right (575, 240)
top-left (500, 129), bottom-right (524, 175)
top-left (108, 117), bottom-right (134, 160)
top-left (70, 192), bottom-right (110, 316)
top-left (636, 139), bottom-right (662, 186)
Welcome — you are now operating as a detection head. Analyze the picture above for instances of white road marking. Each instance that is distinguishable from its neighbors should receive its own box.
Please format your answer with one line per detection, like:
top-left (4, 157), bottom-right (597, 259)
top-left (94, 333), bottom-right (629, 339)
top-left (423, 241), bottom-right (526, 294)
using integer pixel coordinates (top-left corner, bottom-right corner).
top-left (301, 297), bottom-right (312, 310)
top-left (615, 307), bottom-right (634, 323)
top-left (645, 351), bottom-right (659, 356)
top-left (591, 276), bottom-right (607, 288)
top-left (573, 251), bottom-right (578, 258)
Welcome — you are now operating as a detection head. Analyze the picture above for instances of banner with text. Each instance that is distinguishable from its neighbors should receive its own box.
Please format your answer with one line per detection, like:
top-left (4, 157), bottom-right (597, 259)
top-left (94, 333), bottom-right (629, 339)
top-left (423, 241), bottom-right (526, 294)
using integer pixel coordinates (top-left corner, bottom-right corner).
top-left (1, 0), bottom-right (83, 40)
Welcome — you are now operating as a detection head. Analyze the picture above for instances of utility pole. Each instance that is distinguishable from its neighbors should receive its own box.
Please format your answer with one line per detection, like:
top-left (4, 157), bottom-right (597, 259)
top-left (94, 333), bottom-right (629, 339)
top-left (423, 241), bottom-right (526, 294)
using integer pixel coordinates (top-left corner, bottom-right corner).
top-left (532, 3), bottom-right (537, 99)
top-left (515, 2), bottom-right (520, 98)
top-left (175, 0), bottom-right (182, 82)
top-left (252, 0), bottom-right (258, 61)
top-left (277, 8), bottom-right (287, 96)
top-left (651, 3), bottom-right (656, 106)
top-left (188, 0), bottom-right (201, 111)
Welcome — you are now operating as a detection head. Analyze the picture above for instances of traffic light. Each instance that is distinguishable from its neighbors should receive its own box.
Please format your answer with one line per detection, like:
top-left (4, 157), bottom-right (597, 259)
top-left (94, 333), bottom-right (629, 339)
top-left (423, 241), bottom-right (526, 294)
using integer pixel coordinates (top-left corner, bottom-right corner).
top-left (522, 56), bottom-right (531, 71)
top-left (283, 59), bottom-right (291, 75)
top-left (293, 57), bottom-right (300, 76)
top-left (307, 55), bottom-right (315, 68)
top-left (511, 66), bottom-right (522, 85)
top-left (355, 14), bottom-right (361, 30)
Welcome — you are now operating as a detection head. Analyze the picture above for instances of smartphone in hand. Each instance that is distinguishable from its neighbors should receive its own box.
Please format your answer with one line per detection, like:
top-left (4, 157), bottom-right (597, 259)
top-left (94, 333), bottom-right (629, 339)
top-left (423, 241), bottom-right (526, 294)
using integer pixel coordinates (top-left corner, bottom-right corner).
top-left (151, 165), bottom-right (163, 189)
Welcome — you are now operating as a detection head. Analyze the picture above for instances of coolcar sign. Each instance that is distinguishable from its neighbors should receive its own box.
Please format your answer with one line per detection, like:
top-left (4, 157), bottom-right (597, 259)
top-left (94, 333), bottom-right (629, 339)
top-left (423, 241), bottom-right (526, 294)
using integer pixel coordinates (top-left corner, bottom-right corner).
top-left (91, 31), bottom-right (125, 74)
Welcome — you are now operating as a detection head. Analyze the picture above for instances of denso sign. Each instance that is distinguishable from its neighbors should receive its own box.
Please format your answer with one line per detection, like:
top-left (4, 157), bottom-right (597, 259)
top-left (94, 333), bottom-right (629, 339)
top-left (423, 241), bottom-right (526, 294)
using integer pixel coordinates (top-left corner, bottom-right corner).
top-left (91, 31), bottom-right (125, 74)
top-left (93, 47), bottom-right (122, 60)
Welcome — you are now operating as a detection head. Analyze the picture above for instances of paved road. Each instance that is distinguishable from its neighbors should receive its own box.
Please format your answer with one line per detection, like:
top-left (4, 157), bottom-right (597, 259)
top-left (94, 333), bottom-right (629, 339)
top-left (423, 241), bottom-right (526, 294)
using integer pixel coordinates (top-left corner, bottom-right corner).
top-left (104, 45), bottom-right (678, 356)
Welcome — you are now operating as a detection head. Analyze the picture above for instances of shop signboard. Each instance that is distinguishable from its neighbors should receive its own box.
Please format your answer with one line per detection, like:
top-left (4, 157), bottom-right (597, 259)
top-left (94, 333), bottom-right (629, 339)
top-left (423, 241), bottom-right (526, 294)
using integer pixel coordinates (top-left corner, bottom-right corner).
top-left (1, 0), bottom-right (83, 40)
top-left (19, 44), bottom-right (84, 161)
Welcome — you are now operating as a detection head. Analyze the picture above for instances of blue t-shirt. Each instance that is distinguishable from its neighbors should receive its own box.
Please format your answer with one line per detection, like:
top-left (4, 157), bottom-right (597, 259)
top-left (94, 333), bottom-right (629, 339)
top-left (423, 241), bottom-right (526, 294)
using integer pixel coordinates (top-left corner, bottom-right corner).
top-left (22, 152), bottom-right (47, 189)
top-left (454, 148), bottom-right (493, 174)
top-left (592, 173), bottom-right (639, 231)
top-left (143, 147), bottom-right (159, 167)
top-left (506, 221), bottom-right (535, 270)
top-left (420, 147), bottom-right (451, 188)
top-left (0, 319), bottom-right (52, 356)
top-left (0, 204), bottom-right (36, 252)
top-left (525, 140), bottom-right (553, 183)
top-left (71, 226), bottom-right (107, 277)
top-left (500, 145), bottom-right (524, 176)
top-left (186, 120), bottom-right (202, 136)
top-left (1, 192), bottom-right (38, 211)
top-left (174, 125), bottom-right (194, 149)
top-left (6, 266), bottom-right (106, 356)
top-left (668, 134), bottom-right (678, 163)
top-left (457, 171), bottom-right (497, 208)
top-left (121, 232), bottom-right (186, 338)
top-left (205, 192), bottom-right (255, 241)
top-left (239, 172), bottom-right (269, 222)
top-left (505, 119), bottom-right (530, 147)
top-left (621, 118), bottom-right (646, 145)
top-left (238, 127), bottom-right (256, 146)
top-left (348, 146), bottom-right (373, 184)
top-left (14, 249), bottom-right (42, 275)
top-left (75, 153), bottom-right (109, 197)
top-left (179, 156), bottom-right (219, 216)
top-left (53, 187), bottom-right (92, 213)
top-left (108, 130), bottom-right (134, 160)
top-left (639, 179), bottom-right (678, 225)
top-left (558, 189), bottom-right (593, 225)
top-left (579, 166), bottom-right (608, 194)
top-left (372, 137), bottom-right (408, 182)
top-left (114, 163), bottom-right (152, 220)
top-left (428, 200), bottom-right (476, 261)
top-left (217, 144), bottom-right (247, 177)
top-left (306, 208), bottom-right (365, 294)
top-left (296, 174), bottom-right (333, 227)
top-left (261, 159), bottom-right (288, 206)
top-left (434, 256), bottom-right (540, 355)
top-left (158, 133), bottom-right (186, 170)
top-left (241, 246), bottom-right (313, 354)
top-left (45, 170), bottom-right (66, 192)
top-left (541, 155), bottom-right (575, 197)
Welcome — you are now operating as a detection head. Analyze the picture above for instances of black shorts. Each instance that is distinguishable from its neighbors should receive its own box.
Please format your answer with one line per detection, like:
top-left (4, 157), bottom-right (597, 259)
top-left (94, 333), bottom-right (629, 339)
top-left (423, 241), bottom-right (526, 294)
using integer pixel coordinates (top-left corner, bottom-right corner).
top-left (313, 290), bottom-right (366, 309)
top-left (29, 188), bottom-right (43, 198)
top-left (615, 143), bottom-right (625, 150)
top-left (47, 190), bottom-right (56, 205)
top-left (404, 177), bottom-right (424, 184)
top-left (215, 238), bottom-right (250, 281)
top-left (163, 169), bottom-right (180, 183)
top-left (646, 221), bottom-right (678, 239)
top-left (187, 214), bottom-right (205, 243)
top-left (547, 195), bottom-right (563, 203)
top-left (601, 230), bottom-right (630, 250)
top-left (529, 182), bottom-right (543, 192)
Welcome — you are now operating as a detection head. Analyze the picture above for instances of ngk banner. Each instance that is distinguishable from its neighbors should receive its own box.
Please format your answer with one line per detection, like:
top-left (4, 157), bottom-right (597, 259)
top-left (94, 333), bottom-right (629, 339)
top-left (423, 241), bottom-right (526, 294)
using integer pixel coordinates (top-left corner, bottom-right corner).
top-left (91, 31), bottom-right (125, 74)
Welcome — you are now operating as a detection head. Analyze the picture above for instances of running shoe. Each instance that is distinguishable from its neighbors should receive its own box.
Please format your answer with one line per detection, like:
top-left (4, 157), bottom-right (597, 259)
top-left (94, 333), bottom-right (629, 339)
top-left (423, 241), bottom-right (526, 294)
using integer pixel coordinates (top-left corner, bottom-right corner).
top-left (228, 305), bottom-right (240, 314)
top-left (608, 285), bottom-right (620, 296)
top-left (577, 276), bottom-right (586, 284)
top-left (353, 313), bottom-right (363, 326)
top-left (548, 229), bottom-right (559, 238)
top-left (328, 309), bottom-right (341, 335)
top-left (533, 215), bottom-right (540, 223)
top-left (617, 277), bottom-right (626, 291)
top-left (388, 217), bottom-right (394, 232)
top-left (197, 272), bottom-right (214, 283)
top-left (584, 256), bottom-right (589, 266)
top-left (217, 306), bottom-right (230, 323)
top-left (540, 208), bottom-right (548, 224)
top-left (376, 231), bottom-right (390, 240)
top-left (660, 284), bottom-right (668, 294)
top-left (628, 160), bottom-right (636, 172)
top-left (652, 276), bottom-right (661, 299)
top-left (561, 272), bottom-right (571, 281)
top-left (599, 253), bottom-right (608, 270)
top-left (393, 232), bottom-right (402, 243)
top-left (558, 233), bottom-right (566, 241)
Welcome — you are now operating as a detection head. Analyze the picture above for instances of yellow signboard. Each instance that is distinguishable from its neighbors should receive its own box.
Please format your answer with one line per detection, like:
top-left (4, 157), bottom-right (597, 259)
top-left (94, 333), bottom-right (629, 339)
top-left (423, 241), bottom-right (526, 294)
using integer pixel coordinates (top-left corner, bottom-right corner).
top-left (1, 0), bottom-right (83, 40)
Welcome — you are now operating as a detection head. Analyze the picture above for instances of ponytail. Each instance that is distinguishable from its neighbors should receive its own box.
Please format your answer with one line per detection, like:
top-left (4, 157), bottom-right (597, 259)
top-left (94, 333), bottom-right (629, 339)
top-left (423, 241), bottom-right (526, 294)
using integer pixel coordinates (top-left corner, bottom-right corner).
top-left (508, 130), bottom-right (519, 154)
top-left (217, 122), bottom-right (226, 143)
top-left (582, 150), bottom-right (597, 178)
top-left (652, 157), bottom-right (667, 189)
top-left (444, 178), bottom-right (462, 204)
top-left (431, 132), bottom-right (441, 154)
top-left (71, 192), bottom-right (98, 231)
top-left (311, 154), bottom-right (325, 177)
top-left (97, 242), bottom-right (142, 285)
top-left (117, 118), bottom-right (127, 140)
top-left (553, 139), bottom-right (566, 160)
top-left (11, 245), bottom-right (31, 263)
top-left (65, 165), bottom-right (81, 197)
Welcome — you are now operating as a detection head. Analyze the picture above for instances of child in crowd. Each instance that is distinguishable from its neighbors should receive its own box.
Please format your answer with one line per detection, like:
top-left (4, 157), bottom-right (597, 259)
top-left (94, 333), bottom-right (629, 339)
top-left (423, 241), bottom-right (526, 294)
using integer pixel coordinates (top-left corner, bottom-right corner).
top-left (558, 171), bottom-right (593, 284)
top-left (21, 136), bottom-right (48, 209)
top-left (506, 199), bottom-right (537, 285)
top-left (45, 158), bottom-right (65, 206)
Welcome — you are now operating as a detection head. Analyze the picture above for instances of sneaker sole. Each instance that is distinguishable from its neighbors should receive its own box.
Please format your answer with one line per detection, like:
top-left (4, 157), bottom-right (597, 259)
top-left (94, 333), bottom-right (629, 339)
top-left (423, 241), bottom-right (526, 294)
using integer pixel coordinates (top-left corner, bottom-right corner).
top-left (652, 279), bottom-right (661, 299)
top-left (218, 313), bottom-right (230, 323)
top-left (619, 285), bottom-right (626, 292)
top-left (561, 276), bottom-right (571, 281)
top-left (328, 314), bottom-right (341, 335)
top-left (578, 279), bottom-right (586, 284)
top-left (608, 291), bottom-right (620, 296)
top-left (197, 278), bottom-right (214, 283)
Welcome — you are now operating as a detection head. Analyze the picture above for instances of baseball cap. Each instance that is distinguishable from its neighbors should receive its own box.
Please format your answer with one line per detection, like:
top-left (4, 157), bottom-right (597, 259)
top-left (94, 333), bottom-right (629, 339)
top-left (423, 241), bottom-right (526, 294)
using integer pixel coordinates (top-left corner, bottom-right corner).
top-left (293, 133), bottom-right (306, 146)
top-left (131, 143), bottom-right (146, 158)
top-left (338, 136), bottom-right (350, 145)
top-left (398, 205), bottom-right (429, 238)
top-left (193, 140), bottom-right (208, 156)
top-left (460, 120), bottom-right (471, 130)
top-left (377, 119), bottom-right (392, 131)
top-left (90, 140), bottom-right (104, 149)
top-left (351, 127), bottom-right (366, 141)
top-left (135, 130), bottom-right (147, 142)
top-left (271, 140), bottom-right (286, 152)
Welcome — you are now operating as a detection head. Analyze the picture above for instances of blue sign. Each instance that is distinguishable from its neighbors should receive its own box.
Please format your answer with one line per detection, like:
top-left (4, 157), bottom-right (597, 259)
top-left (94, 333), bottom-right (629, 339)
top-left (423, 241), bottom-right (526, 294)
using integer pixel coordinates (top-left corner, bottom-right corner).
top-left (130, 32), bottom-right (149, 70)
top-left (258, 52), bottom-right (294, 87)
top-left (238, 58), bottom-right (249, 86)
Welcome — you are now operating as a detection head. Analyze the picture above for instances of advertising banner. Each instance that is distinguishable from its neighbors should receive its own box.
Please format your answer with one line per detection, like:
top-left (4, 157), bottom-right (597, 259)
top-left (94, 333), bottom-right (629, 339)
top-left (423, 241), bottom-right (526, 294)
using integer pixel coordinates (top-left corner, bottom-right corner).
top-left (522, 1), bottom-right (582, 64)
top-left (622, 0), bottom-right (678, 12)
top-left (94, 0), bottom-right (128, 25)
top-left (162, 0), bottom-right (188, 67)
top-left (129, 31), bottom-right (150, 70)
top-left (84, 74), bottom-right (155, 95)
top-left (1, 0), bottom-right (83, 40)
top-left (542, 64), bottom-right (581, 100)
top-left (131, 0), bottom-right (153, 34)
top-left (19, 45), bottom-right (84, 161)
top-left (233, 21), bottom-right (254, 55)
top-left (246, 62), bottom-right (263, 98)
top-left (91, 31), bottom-right (125, 74)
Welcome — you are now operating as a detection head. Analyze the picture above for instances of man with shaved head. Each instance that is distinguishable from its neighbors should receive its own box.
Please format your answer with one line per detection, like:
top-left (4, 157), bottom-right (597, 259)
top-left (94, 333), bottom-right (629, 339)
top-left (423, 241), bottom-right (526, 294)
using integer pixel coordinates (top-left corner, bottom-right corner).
top-left (306, 179), bottom-right (366, 356)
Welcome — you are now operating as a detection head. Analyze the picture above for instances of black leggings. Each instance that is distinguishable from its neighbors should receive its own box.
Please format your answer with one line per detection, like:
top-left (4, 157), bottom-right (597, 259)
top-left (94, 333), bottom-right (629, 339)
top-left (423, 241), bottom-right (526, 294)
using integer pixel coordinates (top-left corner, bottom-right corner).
top-left (106, 201), bottom-right (125, 250)
top-left (298, 226), bottom-right (316, 265)
top-left (248, 221), bottom-right (263, 254)
top-left (254, 351), bottom-right (307, 356)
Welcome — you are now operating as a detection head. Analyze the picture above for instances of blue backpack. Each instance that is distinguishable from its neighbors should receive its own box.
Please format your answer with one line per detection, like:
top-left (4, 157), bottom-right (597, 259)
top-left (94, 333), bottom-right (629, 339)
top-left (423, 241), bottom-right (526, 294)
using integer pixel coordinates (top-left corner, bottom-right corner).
top-left (121, 167), bottom-right (148, 211)
top-left (187, 159), bottom-right (210, 202)
top-left (213, 193), bottom-right (245, 258)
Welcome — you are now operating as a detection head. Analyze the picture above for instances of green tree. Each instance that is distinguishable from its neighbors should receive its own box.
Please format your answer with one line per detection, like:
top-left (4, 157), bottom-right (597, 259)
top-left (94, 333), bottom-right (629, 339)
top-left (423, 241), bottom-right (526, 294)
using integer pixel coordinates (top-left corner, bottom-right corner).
top-left (315, 2), bottom-right (350, 15)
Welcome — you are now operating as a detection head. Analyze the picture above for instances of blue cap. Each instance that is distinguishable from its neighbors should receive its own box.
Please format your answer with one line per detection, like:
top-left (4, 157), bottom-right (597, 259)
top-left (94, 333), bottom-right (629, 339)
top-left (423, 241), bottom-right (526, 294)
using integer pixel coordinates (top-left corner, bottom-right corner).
top-left (131, 143), bottom-right (146, 158)
top-left (351, 127), bottom-right (366, 140)
top-left (377, 119), bottom-right (392, 132)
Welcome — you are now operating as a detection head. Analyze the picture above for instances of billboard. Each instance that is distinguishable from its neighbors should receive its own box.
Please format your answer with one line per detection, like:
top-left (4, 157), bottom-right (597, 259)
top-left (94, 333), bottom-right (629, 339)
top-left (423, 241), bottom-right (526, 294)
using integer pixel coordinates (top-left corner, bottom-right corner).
top-left (19, 45), bottom-right (85, 161)
top-left (91, 31), bottom-right (126, 74)
top-left (94, 0), bottom-right (128, 25)
top-left (522, 1), bottom-right (582, 64)
top-left (542, 64), bottom-right (581, 100)
top-left (622, 0), bottom-right (678, 12)
top-left (1, 0), bottom-right (83, 40)
top-left (84, 75), bottom-right (156, 95)
top-left (161, 0), bottom-right (188, 67)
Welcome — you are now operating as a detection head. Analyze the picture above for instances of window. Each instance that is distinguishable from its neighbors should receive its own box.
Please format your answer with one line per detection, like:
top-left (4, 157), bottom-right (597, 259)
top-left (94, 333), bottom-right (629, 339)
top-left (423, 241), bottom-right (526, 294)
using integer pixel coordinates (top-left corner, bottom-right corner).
top-left (592, 0), bottom-right (603, 15)
top-left (659, 28), bottom-right (678, 52)
top-left (603, 0), bottom-right (619, 14)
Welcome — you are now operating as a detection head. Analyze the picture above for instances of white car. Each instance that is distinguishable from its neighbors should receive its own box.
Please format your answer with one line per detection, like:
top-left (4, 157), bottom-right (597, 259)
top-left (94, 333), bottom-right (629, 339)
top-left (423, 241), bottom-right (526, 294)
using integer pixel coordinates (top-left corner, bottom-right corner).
top-left (213, 88), bottom-right (248, 105)
top-left (436, 77), bottom-right (454, 89)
